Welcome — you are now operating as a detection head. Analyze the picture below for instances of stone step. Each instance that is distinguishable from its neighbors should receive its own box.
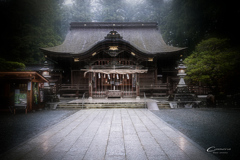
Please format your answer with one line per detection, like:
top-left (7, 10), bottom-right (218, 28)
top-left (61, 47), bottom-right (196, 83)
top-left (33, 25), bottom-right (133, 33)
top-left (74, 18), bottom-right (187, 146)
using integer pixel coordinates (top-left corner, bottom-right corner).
top-left (157, 102), bottom-right (170, 109)
top-left (57, 103), bottom-right (146, 109)
top-left (56, 99), bottom-right (170, 109)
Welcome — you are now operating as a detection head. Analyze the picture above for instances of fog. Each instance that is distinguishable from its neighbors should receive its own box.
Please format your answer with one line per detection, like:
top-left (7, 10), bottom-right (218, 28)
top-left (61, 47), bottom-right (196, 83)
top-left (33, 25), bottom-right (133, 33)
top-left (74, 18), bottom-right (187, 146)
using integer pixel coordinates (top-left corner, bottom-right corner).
top-left (62, 0), bottom-right (167, 23)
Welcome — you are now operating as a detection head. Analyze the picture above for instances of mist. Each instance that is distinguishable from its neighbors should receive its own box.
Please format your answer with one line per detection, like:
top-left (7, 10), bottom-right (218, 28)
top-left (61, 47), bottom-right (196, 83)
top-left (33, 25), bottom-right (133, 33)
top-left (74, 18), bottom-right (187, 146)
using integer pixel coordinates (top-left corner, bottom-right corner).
top-left (1, 0), bottom-right (239, 64)
top-left (62, 0), bottom-right (167, 23)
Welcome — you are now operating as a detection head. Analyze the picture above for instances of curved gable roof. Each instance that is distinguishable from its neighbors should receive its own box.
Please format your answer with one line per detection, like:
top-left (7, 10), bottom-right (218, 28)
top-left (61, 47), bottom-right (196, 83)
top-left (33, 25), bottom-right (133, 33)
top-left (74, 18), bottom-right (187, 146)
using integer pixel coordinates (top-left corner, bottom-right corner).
top-left (41, 22), bottom-right (185, 56)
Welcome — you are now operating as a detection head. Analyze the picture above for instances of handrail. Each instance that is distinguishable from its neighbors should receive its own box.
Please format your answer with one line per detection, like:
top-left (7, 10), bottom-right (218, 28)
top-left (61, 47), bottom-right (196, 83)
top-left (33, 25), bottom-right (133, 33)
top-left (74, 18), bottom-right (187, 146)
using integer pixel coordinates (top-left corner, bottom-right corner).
top-left (140, 84), bottom-right (169, 89)
top-left (82, 93), bottom-right (85, 109)
top-left (58, 84), bottom-right (89, 90)
top-left (144, 92), bottom-right (147, 109)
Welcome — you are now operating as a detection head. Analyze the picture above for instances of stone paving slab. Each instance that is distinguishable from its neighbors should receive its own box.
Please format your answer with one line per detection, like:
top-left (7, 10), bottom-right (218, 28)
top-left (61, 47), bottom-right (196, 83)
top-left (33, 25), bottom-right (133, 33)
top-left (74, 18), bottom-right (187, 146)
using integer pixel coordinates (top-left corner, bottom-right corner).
top-left (0, 109), bottom-right (217, 160)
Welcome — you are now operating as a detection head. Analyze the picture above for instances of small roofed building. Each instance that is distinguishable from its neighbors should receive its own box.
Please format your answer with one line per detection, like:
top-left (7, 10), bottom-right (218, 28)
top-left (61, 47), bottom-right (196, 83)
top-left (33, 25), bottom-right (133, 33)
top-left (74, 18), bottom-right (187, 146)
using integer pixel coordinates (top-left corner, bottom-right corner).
top-left (0, 72), bottom-right (48, 113)
top-left (41, 22), bottom-right (186, 99)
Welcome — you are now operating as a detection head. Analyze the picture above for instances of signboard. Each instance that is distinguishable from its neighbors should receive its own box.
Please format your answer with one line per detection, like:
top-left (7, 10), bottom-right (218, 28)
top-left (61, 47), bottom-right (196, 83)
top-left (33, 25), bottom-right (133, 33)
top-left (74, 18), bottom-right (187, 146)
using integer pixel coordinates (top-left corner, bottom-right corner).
top-left (28, 81), bottom-right (31, 90)
top-left (33, 82), bottom-right (39, 104)
top-left (40, 90), bottom-right (44, 102)
top-left (14, 89), bottom-right (27, 105)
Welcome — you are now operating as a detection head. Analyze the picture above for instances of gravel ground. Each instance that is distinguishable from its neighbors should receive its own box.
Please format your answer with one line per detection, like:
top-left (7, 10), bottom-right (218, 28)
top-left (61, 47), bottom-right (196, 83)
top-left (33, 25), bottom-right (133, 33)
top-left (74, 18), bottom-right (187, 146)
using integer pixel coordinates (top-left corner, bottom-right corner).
top-left (151, 108), bottom-right (240, 160)
top-left (0, 108), bottom-right (78, 155)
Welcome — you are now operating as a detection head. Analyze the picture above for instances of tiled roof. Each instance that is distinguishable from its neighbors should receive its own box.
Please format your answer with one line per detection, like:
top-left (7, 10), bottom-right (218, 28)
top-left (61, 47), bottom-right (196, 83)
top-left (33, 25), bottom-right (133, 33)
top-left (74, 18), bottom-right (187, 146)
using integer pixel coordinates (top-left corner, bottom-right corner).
top-left (41, 22), bottom-right (185, 55)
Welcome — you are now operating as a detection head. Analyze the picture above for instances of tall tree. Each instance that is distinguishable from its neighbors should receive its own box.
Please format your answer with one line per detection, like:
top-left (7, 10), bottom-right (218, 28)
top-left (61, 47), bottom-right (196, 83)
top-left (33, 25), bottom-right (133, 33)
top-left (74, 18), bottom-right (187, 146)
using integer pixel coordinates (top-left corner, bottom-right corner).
top-left (91, 0), bottom-right (166, 22)
top-left (184, 38), bottom-right (240, 94)
top-left (61, 0), bottom-right (92, 36)
top-left (160, 0), bottom-right (240, 55)
top-left (93, 0), bottom-right (125, 22)
top-left (0, 0), bottom-right (63, 64)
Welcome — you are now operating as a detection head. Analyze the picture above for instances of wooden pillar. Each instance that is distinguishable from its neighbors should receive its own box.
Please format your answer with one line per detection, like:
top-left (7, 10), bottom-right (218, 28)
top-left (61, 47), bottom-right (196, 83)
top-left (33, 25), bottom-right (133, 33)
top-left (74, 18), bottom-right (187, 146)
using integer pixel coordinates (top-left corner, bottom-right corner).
top-left (154, 67), bottom-right (158, 84)
top-left (88, 72), bottom-right (93, 99)
top-left (71, 70), bottom-right (73, 84)
top-left (27, 81), bottom-right (33, 111)
top-left (136, 73), bottom-right (140, 99)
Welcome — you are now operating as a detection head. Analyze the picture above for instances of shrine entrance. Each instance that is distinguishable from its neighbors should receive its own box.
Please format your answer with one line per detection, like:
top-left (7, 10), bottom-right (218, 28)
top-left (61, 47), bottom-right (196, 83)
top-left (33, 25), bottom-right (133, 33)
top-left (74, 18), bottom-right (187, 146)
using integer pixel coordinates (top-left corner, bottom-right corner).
top-left (84, 71), bottom-right (147, 99)
top-left (92, 73), bottom-right (135, 98)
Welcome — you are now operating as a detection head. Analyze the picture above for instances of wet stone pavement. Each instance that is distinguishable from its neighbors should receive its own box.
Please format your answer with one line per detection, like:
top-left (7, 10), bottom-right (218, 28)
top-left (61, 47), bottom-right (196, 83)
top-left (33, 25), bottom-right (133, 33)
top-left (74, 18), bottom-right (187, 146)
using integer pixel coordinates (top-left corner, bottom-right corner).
top-left (151, 108), bottom-right (240, 160)
top-left (0, 109), bottom-right (216, 160)
top-left (0, 109), bottom-right (79, 155)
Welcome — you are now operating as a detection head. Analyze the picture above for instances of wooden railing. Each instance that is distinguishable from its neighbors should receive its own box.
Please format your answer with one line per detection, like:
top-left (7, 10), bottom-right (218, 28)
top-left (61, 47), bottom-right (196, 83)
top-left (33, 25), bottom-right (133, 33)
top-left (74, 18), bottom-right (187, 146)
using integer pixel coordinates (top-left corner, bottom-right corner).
top-left (58, 84), bottom-right (89, 91)
top-left (58, 84), bottom-right (169, 91)
top-left (92, 91), bottom-right (137, 98)
top-left (58, 83), bottom-right (171, 98)
top-left (140, 84), bottom-right (169, 90)
top-left (93, 91), bottom-right (106, 98)
top-left (123, 91), bottom-right (136, 97)
top-left (57, 84), bottom-right (88, 98)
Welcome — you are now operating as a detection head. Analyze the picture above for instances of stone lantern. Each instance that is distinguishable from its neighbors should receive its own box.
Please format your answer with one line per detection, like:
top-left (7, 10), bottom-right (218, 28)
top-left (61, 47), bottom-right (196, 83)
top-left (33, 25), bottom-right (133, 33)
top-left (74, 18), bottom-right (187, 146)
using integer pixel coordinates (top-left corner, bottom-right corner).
top-left (168, 59), bottom-right (199, 108)
top-left (40, 60), bottom-right (51, 88)
top-left (176, 59), bottom-right (187, 89)
top-left (40, 60), bottom-right (51, 78)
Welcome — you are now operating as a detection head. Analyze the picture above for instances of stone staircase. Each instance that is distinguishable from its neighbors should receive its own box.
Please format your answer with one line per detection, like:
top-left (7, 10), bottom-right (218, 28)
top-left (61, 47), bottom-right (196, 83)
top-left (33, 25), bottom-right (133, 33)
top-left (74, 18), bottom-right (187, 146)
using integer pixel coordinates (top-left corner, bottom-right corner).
top-left (157, 101), bottom-right (171, 109)
top-left (57, 102), bottom-right (170, 109)
top-left (57, 102), bottom-right (146, 109)
top-left (51, 97), bottom-right (171, 109)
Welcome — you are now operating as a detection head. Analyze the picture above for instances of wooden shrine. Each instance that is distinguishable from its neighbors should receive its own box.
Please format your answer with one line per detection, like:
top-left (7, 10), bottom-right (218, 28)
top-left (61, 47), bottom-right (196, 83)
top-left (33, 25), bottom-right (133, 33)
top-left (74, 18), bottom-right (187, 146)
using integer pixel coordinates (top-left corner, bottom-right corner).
top-left (41, 22), bottom-right (185, 99)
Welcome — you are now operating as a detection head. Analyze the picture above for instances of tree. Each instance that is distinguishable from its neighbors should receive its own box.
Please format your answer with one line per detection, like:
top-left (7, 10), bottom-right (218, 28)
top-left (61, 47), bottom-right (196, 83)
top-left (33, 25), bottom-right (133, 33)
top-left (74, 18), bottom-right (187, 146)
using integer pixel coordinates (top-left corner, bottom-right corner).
top-left (160, 0), bottom-right (240, 55)
top-left (184, 38), bottom-right (240, 94)
top-left (91, 0), bottom-right (166, 22)
top-left (0, 58), bottom-right (25, 71)
top-left (0, 0), bottom-right (63, 64)
top-left (92, 0), bottom-right (125, 22)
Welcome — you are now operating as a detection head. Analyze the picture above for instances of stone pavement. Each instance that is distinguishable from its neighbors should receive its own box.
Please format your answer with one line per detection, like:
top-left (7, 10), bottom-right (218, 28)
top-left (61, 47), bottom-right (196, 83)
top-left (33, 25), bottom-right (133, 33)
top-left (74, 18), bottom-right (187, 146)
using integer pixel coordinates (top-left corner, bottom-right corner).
top-left (1, 109), bottom-right (217, 160)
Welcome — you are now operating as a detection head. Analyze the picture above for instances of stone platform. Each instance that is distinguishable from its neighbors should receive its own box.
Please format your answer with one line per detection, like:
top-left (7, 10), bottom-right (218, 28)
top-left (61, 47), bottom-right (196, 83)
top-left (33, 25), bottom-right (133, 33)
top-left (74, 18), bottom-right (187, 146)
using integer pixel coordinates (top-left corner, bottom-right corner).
top-left (68, 98), bottom-right (158, 104)
top-left (57, 98), bottom-right (170, 109)
top-left (1, 109), bottom-right (217, 160)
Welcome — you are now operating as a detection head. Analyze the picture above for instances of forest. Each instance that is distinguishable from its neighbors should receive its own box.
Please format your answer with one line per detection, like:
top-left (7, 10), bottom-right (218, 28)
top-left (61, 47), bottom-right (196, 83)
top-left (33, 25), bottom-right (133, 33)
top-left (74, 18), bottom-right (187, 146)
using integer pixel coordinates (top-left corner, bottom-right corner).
top-left (0, 0), bottom-right (239, 94)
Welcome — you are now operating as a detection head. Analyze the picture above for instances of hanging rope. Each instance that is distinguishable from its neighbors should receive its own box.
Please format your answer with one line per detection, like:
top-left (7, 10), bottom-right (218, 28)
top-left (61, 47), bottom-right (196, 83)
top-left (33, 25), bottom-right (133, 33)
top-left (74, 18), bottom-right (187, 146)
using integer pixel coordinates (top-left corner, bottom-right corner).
top-left (82, 69), bottom-right (147, 77)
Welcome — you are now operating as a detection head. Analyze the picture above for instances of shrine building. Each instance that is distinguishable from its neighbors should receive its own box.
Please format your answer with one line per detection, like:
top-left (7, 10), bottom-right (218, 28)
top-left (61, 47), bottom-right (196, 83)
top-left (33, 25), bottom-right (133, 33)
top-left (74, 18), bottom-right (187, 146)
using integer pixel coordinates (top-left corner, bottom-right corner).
top-left (41, 22), bottom-right (185, 99)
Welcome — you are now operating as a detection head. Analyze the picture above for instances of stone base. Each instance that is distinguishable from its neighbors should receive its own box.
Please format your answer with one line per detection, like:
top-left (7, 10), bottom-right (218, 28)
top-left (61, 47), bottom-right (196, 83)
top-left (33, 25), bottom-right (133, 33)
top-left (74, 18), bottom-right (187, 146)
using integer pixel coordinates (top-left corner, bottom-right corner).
top-left (88, 97), bottom-right (93, 100)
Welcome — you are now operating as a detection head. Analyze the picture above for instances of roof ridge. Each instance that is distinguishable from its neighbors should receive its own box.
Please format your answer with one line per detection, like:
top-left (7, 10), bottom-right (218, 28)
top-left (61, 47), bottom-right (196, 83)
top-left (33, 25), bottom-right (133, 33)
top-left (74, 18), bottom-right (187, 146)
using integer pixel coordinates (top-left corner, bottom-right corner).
top-left (70, 22), bottom-right (158, 30)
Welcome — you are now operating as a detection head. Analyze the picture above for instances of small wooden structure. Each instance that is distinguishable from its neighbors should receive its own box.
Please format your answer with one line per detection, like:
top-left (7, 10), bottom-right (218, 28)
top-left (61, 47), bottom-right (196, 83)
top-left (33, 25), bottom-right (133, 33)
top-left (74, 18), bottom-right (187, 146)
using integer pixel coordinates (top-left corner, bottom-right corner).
top-left (0, 72), bottom-right (48, 113)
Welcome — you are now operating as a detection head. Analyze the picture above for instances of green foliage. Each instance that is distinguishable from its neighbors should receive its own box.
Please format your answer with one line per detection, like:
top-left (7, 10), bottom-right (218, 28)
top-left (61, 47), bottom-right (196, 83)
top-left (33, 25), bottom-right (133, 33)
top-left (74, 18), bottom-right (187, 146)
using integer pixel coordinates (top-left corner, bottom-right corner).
top-left (0, 58), bottom-right (25, 71)
top-left (160, 0), bottom-right (240, 55)
top-left (184, 38), bottom-right (240, 94)
top-left (0, 0), bottom-right (63, 64)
